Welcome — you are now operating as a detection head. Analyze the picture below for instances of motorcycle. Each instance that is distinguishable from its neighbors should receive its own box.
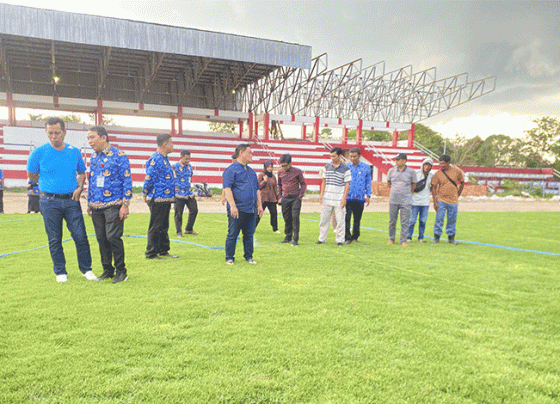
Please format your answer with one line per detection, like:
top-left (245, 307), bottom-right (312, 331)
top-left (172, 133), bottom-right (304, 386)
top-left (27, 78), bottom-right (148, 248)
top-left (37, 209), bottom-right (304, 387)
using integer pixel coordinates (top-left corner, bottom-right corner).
top-left (193, 182), bottom-right (213, 197)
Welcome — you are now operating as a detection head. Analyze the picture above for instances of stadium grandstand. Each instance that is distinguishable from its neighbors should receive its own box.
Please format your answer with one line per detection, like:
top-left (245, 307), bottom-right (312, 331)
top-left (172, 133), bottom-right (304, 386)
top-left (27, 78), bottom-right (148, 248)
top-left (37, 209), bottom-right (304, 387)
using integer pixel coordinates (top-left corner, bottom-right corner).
top-left (3, 3), bottom-right (550, 193)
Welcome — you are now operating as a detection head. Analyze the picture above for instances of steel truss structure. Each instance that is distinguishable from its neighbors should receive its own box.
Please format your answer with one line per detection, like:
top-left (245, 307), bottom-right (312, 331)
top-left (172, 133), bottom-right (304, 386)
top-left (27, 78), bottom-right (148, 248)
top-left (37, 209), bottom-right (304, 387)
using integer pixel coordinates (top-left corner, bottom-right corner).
top-left (240, 53), bottom-right (496, 125)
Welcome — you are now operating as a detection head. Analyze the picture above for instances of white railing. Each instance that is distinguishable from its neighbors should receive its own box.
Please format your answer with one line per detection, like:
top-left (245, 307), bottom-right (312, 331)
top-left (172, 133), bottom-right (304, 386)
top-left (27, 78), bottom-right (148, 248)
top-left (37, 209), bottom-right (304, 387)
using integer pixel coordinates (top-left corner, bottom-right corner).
top-left (413, 140), bottom-right (439, 161)
top-left (362, 142), bottom-right (393, 167)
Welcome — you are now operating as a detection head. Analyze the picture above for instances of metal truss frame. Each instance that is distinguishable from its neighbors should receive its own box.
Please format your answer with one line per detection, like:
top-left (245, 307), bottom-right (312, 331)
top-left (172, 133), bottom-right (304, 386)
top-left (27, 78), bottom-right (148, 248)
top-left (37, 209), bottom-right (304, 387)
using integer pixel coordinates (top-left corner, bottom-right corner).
top-left (240, 54), bottom-right (496, 125)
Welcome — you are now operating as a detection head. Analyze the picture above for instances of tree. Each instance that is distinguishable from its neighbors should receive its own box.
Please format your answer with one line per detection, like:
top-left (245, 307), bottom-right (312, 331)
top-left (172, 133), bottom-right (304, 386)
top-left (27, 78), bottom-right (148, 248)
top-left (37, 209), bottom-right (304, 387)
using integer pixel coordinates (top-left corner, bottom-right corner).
top-left (521, 116), bottom-right (560, 168)
top-left (209, 122), bottom-right (236, 133)
top-left (412, 123), bottom-right (446, 156)
top-left (28, 113), bottom-right (85, 124)
top-left (88, 113), bottom-right (116, 126)
top-left (347, 129), bottom-right (392, 141)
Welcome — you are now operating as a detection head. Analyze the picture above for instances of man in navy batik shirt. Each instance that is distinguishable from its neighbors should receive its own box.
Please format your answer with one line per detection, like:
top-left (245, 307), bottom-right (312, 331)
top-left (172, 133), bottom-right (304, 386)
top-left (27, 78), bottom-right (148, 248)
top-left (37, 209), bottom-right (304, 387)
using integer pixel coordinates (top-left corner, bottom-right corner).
top-left (173, 149), bottom-right (198, 237)
top-left (87, 126), bottom-right (133, 283)
top-left (142, 133), bottom-right (177, 259)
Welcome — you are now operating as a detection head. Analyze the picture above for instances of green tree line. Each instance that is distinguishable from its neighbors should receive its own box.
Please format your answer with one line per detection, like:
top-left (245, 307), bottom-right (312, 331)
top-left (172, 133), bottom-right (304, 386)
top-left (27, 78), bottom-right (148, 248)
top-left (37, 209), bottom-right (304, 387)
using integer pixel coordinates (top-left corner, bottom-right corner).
top-left (346, 117), bottom-right (560, 170)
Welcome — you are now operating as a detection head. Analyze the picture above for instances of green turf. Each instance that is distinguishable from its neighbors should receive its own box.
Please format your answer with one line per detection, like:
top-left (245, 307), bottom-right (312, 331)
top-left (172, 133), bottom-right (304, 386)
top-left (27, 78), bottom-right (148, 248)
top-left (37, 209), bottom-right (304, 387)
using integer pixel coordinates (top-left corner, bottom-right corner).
top-left (0, 211), bottom-right (559, 403)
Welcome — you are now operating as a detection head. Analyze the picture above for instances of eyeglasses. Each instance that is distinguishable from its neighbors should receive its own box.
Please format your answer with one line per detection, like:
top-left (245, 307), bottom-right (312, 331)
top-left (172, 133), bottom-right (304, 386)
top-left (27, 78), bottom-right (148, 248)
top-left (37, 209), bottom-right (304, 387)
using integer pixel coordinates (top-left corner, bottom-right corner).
top-left (280, 164), bottom-right (288, 168)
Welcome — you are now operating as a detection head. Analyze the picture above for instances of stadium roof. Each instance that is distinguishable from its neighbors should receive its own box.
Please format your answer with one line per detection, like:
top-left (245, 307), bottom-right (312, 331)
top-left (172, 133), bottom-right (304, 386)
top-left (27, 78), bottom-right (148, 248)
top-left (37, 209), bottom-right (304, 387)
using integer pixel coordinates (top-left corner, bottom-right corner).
top-left (0, 3), bottom-right (312, 109)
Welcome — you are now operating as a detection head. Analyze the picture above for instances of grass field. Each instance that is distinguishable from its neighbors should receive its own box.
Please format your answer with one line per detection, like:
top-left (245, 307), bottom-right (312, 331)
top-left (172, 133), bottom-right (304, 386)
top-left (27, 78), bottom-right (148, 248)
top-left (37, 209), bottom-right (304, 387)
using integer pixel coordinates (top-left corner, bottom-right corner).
top-left (1, 211), bottom-right (559, 403)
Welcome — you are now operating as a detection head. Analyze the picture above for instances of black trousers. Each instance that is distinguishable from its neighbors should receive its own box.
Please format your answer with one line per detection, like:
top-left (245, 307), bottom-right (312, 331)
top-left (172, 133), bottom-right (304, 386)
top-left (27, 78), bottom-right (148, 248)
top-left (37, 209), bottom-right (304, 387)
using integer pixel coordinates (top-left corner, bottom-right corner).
top-left (91, 206), bottom-right (126, 274)
top-left (255, 201), bottom-right (278, 231)
top-left (174, 197), bottom-right (198, 233)
top-left (281, 196), bottom-right (302, 242)
top-left (0, 190), bottom-right (3, 213)
top-left (345, 200), bottom-right (365, 241)
top-left (28, 195), bottom-right (40, 213)
top-left (146, 201), bottom-right (171, 258)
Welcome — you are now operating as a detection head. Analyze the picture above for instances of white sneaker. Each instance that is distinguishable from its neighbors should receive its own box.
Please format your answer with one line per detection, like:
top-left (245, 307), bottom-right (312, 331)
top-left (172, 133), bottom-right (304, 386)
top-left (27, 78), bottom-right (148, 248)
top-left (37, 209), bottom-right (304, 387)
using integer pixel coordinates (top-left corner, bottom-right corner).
top-left (83, 271), bottom-right (98, 281)
top-left (56, 274), bottom-right (68, 283)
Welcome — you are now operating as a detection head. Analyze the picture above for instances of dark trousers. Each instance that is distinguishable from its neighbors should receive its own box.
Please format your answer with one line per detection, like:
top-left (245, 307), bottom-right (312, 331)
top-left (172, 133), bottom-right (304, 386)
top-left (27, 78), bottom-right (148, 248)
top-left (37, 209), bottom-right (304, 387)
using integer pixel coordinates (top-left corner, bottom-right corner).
top-left (0, 189), bottom-right (3, 213)
top-left (146, 202), bottom-right (171, 258)
top-left (174, 197), bottom-right (198, 233)
top-left (91, 206), bottom-right (126, 275)
top-left (28, 195), bottom-right (40, 213)
top-left (281, 196), bottom-right (302, 242)
top-left (255, 201), bottom-right (278, 231)
top-left (225, 211), bottom-right (256, 262)
top-left (345, 201), bottom-right (365, 241)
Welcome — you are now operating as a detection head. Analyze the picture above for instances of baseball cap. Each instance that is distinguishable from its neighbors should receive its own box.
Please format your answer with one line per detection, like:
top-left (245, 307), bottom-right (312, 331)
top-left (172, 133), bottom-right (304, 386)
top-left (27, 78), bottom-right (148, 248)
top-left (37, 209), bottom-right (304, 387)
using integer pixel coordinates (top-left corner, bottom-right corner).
top-left (394, 153), bottom-right (407, 160)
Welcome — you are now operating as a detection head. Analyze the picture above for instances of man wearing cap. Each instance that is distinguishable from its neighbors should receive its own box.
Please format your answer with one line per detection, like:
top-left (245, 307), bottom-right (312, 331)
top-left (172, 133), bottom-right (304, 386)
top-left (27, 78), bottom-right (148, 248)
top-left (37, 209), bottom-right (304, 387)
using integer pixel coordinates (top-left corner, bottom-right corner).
top-left (406, 157), bottom-right (434, 243)
top-left (386, 153), bottom-right (417, 246)
top-left (431, 154), bottom-right (464, 244)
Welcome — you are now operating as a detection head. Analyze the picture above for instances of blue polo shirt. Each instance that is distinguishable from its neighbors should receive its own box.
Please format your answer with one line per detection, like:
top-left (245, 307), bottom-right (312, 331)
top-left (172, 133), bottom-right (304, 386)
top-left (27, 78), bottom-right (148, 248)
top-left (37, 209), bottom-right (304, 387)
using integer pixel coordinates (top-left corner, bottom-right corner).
top-left (222, 162), bottom-right (259, 214)
top-left (0, 168), bottom-right (3, 190)
top-left (27, 143), bottom-right (86, 194)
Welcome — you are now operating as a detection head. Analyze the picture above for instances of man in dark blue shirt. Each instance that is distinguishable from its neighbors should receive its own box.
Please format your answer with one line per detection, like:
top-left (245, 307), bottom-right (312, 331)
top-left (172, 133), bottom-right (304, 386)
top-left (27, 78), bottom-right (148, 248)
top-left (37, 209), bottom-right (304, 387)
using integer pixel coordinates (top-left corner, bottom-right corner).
top-left (222, 143), bottom-right (263, 265)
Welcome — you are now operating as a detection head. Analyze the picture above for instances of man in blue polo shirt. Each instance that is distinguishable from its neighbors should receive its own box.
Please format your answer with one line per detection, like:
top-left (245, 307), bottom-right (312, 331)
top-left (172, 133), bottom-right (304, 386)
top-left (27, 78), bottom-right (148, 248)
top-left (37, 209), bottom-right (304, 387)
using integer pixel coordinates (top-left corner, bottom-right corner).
top-left (222, 143), bottom-right (263, 265)
top-left (27, 117), bottom-right (96, 283)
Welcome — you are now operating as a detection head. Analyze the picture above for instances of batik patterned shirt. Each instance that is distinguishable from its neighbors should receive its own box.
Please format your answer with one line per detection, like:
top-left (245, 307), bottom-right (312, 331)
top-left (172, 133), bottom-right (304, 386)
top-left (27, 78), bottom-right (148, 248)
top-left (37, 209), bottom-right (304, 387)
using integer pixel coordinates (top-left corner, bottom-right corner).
top-left (88, 145), bottom-right (133, 209)
top-left (143, 152), bottom-right (175, 202)
top-left (173, 162), bottom-right (194, 199)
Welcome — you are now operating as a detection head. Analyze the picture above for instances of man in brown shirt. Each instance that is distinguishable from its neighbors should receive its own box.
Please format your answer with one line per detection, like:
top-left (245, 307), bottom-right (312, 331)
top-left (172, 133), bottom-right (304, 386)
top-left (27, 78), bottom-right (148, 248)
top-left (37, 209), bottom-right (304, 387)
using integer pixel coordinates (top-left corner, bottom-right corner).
top-left (431, 154), bottom-right (464, 244)
top-left (277, 153), bottom-right (307, 246)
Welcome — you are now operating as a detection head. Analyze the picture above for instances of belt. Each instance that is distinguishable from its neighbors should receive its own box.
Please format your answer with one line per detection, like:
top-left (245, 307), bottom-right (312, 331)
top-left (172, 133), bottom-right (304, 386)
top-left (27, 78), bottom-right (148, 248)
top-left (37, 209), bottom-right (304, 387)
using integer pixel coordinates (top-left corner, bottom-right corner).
top-left (41, 192), bottom-right (73, 199)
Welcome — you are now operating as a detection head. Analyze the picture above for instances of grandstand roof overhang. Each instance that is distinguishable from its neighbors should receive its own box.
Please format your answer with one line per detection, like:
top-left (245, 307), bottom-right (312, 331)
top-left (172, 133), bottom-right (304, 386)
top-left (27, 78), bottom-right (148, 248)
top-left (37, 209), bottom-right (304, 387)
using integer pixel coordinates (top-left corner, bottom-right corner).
top-left (0, 3), bottom-right (311, 112)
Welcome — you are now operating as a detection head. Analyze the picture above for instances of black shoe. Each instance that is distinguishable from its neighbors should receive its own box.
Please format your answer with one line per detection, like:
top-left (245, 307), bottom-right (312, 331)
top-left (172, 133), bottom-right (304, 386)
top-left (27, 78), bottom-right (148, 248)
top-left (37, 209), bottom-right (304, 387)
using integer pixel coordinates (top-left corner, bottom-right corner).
top-left (337, 242), bottom-right (344, 246)
top-left (433, 235), bottom-right (440, 244)
top-left (159, 252), bottom-right (179, 258)
top-left (315, 240), bottom-right (325, 244)
top-left (448, 235), bottom-right (458, 245)
top-left (279, 239), bottom-right (291, 244)
top-left (112, 272), bottom-right (128, 283)
top-left (97, 271), bottom-right (115, 280)
top-left (146, 255), bottom-right (165, 260)
top-left (291, 241), bottom-right (298, 246)
top-left (344, 240), bottom-right (352, 245)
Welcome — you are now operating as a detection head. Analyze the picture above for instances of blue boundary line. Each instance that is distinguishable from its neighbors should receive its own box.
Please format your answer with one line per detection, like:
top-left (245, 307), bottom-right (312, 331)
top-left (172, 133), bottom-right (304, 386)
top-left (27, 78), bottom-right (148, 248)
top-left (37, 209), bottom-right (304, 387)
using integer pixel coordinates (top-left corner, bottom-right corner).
top-left (0, 234), bottom-right (224, 258)
top-left (0, 217), bottom-right (41, 224)
top-left (301, 218), bottom-right (560, 256)
top-left (2, 217), bottom-right (557, 257)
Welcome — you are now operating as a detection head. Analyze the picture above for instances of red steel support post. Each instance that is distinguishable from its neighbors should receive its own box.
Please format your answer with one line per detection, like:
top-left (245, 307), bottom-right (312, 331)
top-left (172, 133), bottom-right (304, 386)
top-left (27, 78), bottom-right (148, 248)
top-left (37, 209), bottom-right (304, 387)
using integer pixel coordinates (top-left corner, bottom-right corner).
top-left (301, 124), bottom-right (307, 140)
top-left (96, 99), bottom-right (103, 126)
top-left (342, 127), bottom-right (348, 146)
top-left (171, 117), bottom-right (176, 135)
top-left (357, 120), bottom-right (363, 146)
top-left (313, 117), bottom-right (320, 144)
top-left (248, 112), bottom-right (253, 139)
top-left (7, 92), bottom-right (15, 126)
top-left (238, 120), bottom-right (244, 139)
top-left (392, 130), bottom-right (398, 147)
top-left (263, 113), bottom-right (270, 141)
top-left (407, 123), bottom-right (415, 148)
top-left (178, 106), bottom-right (183, 135)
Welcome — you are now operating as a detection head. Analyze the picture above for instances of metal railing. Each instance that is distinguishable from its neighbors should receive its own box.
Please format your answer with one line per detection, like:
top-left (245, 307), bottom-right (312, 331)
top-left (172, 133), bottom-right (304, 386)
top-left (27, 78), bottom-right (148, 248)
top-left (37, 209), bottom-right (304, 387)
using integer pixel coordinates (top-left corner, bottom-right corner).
top-left (362, 141), bottom-right (393, 167)
top-left (553, 168), bottom-right (560, 179)
top-left (413, 140), bottom-right (439, 161)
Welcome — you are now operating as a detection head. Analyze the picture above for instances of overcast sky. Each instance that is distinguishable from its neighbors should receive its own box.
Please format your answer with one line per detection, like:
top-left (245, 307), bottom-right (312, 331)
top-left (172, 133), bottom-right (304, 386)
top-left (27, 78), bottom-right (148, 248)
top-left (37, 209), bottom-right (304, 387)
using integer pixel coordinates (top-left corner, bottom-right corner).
top-left (4, 0), bottom-right (560, 139)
